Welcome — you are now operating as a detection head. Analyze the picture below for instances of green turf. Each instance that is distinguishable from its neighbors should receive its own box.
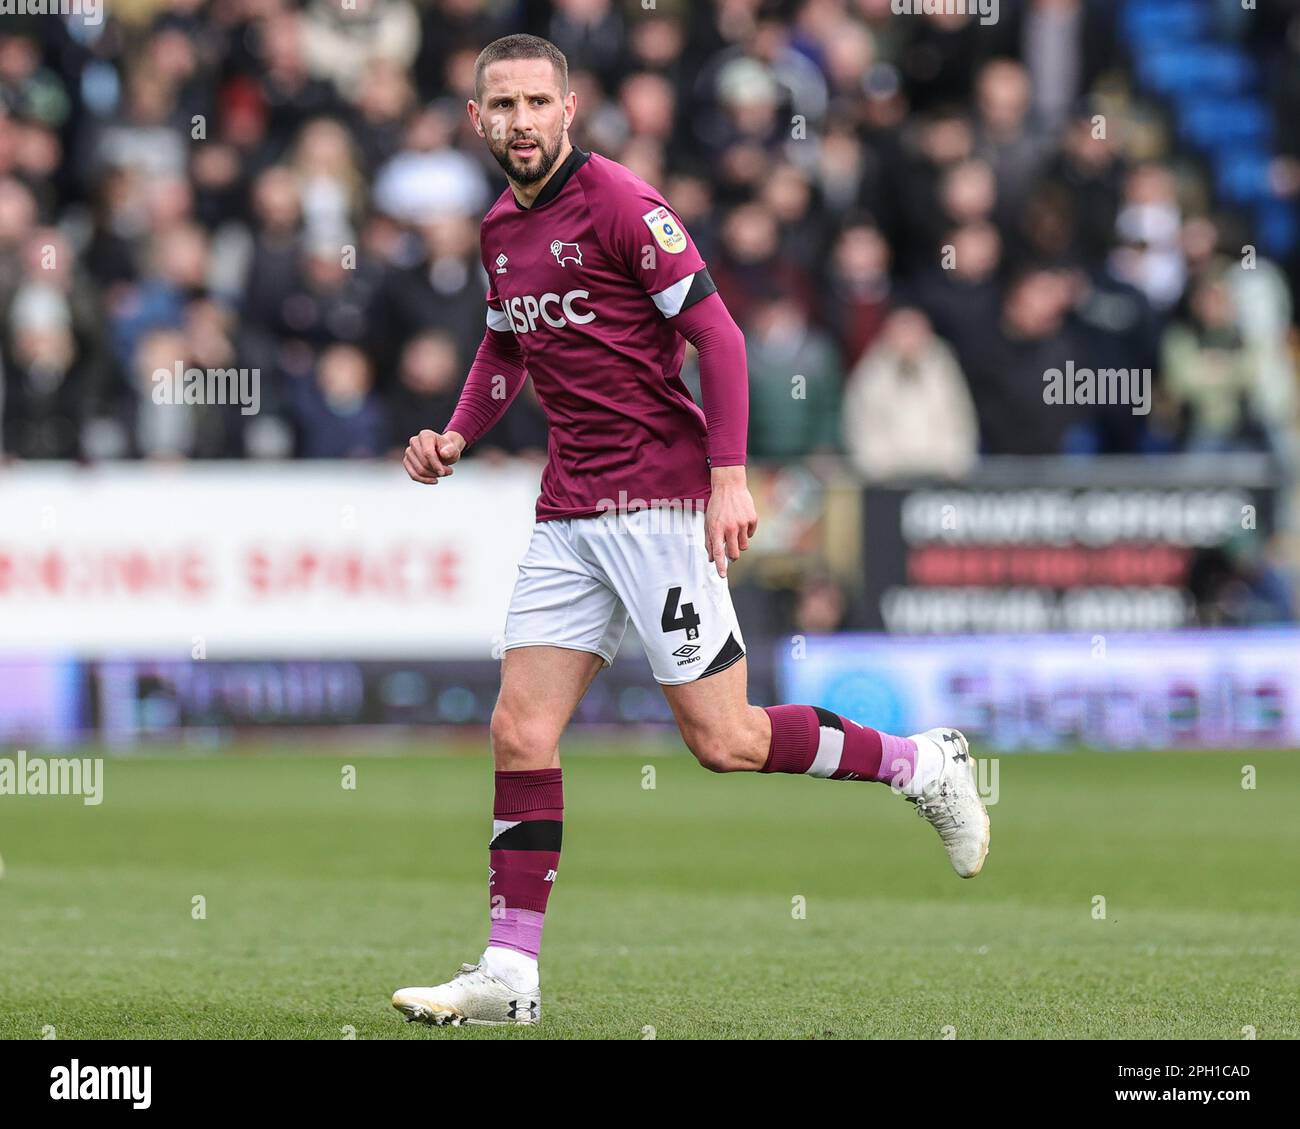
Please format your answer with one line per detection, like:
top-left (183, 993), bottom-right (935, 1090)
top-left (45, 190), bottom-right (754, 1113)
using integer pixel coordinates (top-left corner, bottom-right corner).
top-left (1, 743), bottom-right (1297, 1039)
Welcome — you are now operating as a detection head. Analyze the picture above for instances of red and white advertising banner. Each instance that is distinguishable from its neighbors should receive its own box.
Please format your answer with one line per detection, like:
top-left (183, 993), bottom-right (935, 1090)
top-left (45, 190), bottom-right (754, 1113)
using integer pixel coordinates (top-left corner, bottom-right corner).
top-left (0, 462), bottom-right (541, 658)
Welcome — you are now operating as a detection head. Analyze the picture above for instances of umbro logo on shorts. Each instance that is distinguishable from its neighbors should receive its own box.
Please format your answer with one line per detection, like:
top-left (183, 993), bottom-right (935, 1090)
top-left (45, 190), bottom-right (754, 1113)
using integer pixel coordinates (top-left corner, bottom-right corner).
top-left (672, 644), bottom-right (700, 659)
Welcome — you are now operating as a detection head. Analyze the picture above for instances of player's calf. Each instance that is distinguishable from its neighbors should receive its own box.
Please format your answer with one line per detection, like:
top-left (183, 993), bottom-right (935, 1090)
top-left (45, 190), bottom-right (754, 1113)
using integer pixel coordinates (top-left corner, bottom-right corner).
top-left (677, 706), bottom-right (770, 773)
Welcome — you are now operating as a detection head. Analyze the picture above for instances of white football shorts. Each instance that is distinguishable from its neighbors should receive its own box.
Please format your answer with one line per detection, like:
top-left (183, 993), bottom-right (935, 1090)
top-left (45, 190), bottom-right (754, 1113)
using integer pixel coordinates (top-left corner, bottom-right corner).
top-left (502, 506), bottom-right (746, 685)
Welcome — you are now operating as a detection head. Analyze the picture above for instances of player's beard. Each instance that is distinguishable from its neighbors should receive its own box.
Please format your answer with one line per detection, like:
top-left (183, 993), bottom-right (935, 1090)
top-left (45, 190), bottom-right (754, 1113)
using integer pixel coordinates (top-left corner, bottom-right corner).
top-left (491, 130), bottom-right (565, 186)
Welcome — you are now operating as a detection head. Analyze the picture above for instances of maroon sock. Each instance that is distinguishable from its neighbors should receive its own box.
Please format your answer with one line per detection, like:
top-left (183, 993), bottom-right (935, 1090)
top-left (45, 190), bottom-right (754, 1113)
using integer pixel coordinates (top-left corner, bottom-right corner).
top-left (761, 704), bottom-right (916, 784)
top-left (487, 768), bottom-right (562, 959)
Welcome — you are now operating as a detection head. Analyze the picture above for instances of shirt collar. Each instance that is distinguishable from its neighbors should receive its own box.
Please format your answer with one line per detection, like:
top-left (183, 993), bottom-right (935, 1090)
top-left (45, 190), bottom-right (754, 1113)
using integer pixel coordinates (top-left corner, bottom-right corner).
top-left (514, 146), bottom-right (590, 211)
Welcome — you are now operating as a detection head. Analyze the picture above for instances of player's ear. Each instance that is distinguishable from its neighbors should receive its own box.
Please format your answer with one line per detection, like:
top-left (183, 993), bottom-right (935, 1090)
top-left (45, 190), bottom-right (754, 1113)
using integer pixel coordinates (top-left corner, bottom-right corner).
top-left (467, 100), bottom-right (484, 137)
top-left (563, 89), bottom-right (577, 129)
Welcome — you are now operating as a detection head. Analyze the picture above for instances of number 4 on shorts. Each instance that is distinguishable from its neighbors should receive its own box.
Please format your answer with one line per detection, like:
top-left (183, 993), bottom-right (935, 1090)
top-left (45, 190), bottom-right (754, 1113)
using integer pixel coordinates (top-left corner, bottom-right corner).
top-left (661, 586), bottom-right (701, 641)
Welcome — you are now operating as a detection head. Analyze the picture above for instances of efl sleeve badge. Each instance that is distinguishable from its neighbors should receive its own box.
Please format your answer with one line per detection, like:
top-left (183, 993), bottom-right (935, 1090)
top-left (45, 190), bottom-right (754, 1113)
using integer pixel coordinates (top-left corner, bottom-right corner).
top-left (641, 205), bottom-right (689, 255)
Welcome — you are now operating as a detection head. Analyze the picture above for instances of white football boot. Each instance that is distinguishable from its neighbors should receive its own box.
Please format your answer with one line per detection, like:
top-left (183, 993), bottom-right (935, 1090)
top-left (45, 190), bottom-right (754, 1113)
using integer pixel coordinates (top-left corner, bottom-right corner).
top-left (904, 728), bottom-right (990, 878)
top-left (392, 962), bottom-right (541, 1027)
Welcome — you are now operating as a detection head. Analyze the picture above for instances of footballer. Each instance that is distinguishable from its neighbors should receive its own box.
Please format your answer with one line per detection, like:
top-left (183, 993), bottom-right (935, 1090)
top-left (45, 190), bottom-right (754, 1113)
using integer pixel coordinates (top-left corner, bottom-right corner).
top-left (393, 34), bottom-right (990, 1027)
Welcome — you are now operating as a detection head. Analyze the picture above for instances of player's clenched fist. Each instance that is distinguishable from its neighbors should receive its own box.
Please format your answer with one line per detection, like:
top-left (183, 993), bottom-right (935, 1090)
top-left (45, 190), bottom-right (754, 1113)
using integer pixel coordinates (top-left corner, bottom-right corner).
top-left (404, 429), bottom-right (466, 485)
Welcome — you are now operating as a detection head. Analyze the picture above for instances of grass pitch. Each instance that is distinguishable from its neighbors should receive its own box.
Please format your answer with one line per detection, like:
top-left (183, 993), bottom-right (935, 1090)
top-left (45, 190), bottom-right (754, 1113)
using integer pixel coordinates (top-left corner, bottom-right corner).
top-left (1, 741), bottom-right (1296, 1039)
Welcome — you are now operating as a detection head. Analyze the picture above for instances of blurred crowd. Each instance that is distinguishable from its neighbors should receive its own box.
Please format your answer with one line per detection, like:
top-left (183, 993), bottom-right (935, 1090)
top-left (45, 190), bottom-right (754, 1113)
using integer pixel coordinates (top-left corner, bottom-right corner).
top-left (1, 0), bottom-right (1299, 481)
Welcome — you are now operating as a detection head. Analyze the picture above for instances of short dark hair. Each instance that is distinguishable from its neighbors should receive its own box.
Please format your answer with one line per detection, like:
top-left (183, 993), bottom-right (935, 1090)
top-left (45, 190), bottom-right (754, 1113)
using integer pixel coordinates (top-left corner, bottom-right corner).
top-left (474, 34), bottom-right (568, 101)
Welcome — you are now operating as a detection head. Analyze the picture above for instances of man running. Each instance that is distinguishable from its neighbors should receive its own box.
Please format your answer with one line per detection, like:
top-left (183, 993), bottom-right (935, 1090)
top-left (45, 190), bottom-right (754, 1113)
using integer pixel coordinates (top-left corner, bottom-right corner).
top-left (393, 34), bottom-right (989, 1027)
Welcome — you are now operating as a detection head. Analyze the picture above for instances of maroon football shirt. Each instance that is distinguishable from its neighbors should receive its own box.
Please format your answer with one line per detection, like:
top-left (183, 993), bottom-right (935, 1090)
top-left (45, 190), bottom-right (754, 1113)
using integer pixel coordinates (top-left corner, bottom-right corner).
top-left (474, 149), bottom-right (728, 521)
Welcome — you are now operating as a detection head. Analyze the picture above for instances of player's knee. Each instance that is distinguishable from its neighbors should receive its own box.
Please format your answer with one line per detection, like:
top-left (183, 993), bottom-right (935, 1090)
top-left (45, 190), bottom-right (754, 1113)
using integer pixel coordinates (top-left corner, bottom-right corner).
top-left (489, 705), bottom-right (557, 769)
top-left (682, 726), bottom-right (742, 773)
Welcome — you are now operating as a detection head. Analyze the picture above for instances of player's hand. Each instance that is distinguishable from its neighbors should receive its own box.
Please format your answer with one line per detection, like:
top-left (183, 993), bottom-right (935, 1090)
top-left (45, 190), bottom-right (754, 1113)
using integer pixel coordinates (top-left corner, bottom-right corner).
top-left (705, 465), bottom-right (757, 578)
top-left (404, 429), bottom-right (465, 485)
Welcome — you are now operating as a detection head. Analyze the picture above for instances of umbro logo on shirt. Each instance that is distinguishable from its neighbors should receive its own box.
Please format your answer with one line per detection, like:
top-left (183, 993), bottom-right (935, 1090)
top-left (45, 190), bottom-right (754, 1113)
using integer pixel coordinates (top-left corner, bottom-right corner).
top-left (495, 253), bottom-right (509, 275)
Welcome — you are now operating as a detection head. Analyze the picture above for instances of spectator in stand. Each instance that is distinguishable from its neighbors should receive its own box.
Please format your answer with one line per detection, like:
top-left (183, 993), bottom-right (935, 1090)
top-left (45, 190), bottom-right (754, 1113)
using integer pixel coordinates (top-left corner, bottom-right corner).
top-left (2, 225), bottom-right (110, 459)
top-left (792, 571), bottom-right (852, 635)
top-left (759, 161), bottom-right (828, 278)
top-left (544, 0), bottom-right (628, 94)
top-left (893, 108), bottom-right (975, 273)
top-left (288, 342), bottom-right (386, 458)
top-left (710, 202), bottom-right (815, 331)
top-left (387, 329), bottom-right (463, 454)
top-left (3, 285), bottom-right (83, 459)
top-left (1062, 262), bottom-right (1159, 454)
top-left (300, 0), bottom-right (421, 101)
top-left (130, 328), bottom-right (226, 460)
top-left (253, 9), bottom-right (344, 151)
top-left (0, 177), bottom-right (39, 323)
top-left (371, 103), bottom-right (489, 226)
top-left (938, 157), bottom-right (998, 231)
top-left (239, 166), bottom-right (304, 379)
top-left (89, 67), bottom-right (188, 186)
top-left (616, 70), bottom-right (678, 153)
top-left (109, 221), bottom-right (211, 375)
top-left (843, 306), bottom-right (977, 480)
top-left (288, 116), bottom-right (365, 244)
top-left (1109, 163), bottom-right (1187, 317)
top-left (744, 294), bottom-right (843, 460)
top-left (369, 209), bottom-right (487, 382)
top-left (1189, 535), bottom-right (1296, 627)
top-left (1160, 270), bottom-right (1273, 454)
top-left (913, 219), bottom-right (1004, 373)
top-left (386, 326), bottom-right (550, 462)
top-left (699, 55), bottom-right (788, 199)
top-left (971, 58), bottom-right (1049, 234)
top-left (824, 218), bottom-right (892, 368)
top-left (1030, 108), bottom-right (1124, 269)
top-left (1182, 215), bottom-right (1297, 457)
top-left (962, 267), bottom-right (1088, 455)
top-left (352, 57), bottom-right (420, 176)
top-left (273, 231), bottom-right (378, 370)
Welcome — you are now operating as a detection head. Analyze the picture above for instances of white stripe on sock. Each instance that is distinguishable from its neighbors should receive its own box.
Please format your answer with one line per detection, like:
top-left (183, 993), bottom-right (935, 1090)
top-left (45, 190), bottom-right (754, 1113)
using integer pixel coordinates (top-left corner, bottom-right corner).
top-left (807, 725), bottom-right (844, 778)
top-left (490, 818), bottom-right (520, 844)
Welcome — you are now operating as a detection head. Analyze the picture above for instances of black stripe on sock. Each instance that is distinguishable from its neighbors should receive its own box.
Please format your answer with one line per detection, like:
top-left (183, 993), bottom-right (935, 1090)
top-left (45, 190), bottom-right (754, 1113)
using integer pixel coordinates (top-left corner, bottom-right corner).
top-left (812, 706), bottom-right (843, 732)
top-left (490, 819), bottom-right (563, 852)
top-left (695, 631), bottom-right (745, 680)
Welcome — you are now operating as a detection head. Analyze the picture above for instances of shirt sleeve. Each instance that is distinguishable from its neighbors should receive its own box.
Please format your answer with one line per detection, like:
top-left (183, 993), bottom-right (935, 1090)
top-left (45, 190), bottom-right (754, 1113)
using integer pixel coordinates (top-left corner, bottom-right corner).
top-left (445, 240), bottom-right (528, 445)
top-left (673, 292), bottom-right (749, 468)
top-left (445, 328), bottom-right (528, 447)
top-left (596, 185), bottom-right (719, 320)
top-left (483, 249), bottom-right (513, 335)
